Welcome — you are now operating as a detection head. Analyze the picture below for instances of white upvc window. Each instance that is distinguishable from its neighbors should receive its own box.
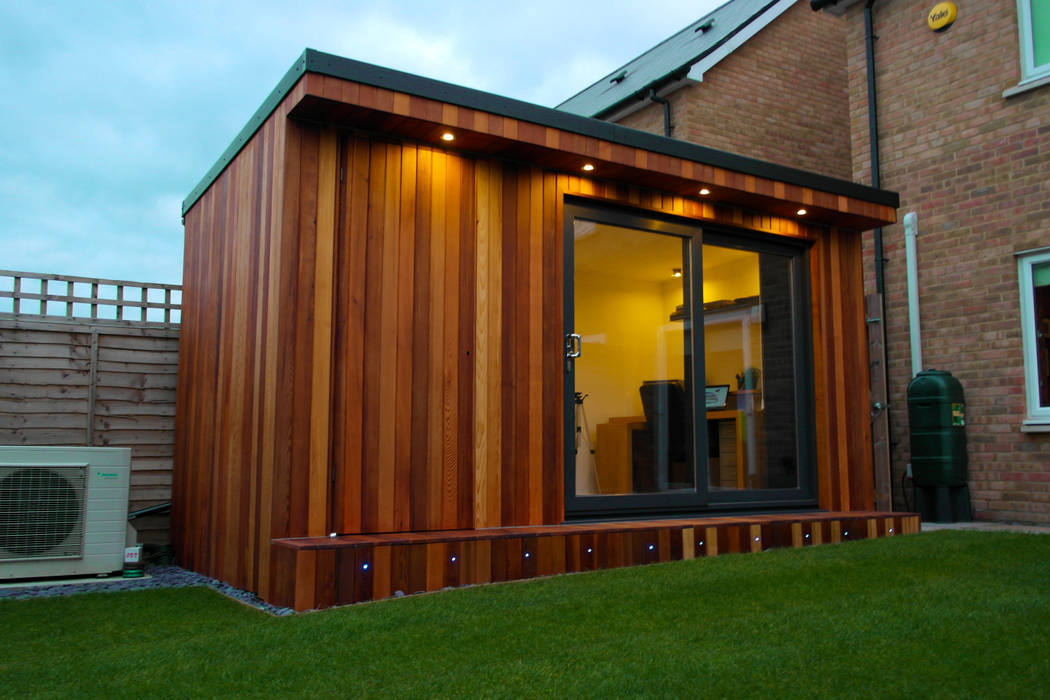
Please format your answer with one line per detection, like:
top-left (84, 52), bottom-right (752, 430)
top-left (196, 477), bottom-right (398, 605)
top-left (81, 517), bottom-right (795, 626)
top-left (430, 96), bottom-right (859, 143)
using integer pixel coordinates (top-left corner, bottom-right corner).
top-left (1017, 0), bottom-right (1050, 84)
top-left (1018, 247), bottom-right (1050, 426)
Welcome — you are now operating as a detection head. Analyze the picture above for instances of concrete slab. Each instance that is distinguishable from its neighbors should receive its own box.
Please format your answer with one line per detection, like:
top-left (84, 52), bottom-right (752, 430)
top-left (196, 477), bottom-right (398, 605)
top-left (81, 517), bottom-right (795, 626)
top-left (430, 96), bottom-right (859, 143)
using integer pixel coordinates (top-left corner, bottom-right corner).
top-left (920, 521), bottom-right (1050, 535)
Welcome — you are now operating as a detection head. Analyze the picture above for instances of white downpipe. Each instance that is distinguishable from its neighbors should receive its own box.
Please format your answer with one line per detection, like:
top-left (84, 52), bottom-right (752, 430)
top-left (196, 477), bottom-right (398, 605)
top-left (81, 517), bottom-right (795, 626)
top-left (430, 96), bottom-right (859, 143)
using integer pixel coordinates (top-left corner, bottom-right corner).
top-left (904, 212), bottom-right (922, 377)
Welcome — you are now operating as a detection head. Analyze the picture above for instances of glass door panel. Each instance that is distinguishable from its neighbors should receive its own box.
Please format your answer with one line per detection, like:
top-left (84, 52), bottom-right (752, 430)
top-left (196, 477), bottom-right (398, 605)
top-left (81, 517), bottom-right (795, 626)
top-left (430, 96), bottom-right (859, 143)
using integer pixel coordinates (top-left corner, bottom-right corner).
top-left (702, 244), bottom-right (799, 492)
top-left (572, 219), bottom-right (695, 496)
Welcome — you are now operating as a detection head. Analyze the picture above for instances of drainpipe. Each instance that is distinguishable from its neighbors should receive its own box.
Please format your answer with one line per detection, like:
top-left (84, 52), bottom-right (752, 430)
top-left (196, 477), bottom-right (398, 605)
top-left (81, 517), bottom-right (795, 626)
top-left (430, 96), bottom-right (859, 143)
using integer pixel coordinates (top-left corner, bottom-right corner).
top-left (865, 0), bottom-right (885, 297)
top-left (648, 88), bottom-right (673, 138)
top-left (904, 212), bottom-right (922, 376)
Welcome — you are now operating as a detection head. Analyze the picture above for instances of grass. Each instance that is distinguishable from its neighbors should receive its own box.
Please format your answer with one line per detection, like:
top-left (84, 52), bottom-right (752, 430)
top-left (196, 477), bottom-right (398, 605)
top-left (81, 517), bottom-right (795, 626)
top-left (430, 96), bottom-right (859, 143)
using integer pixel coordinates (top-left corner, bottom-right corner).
top-left (4, 530), bottom-right (1050, 698)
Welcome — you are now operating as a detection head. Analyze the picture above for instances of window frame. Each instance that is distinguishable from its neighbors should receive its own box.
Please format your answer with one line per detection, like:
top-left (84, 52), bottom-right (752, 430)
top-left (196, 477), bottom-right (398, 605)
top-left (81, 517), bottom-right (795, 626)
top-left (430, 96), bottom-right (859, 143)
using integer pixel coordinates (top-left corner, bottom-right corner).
top-left (1017, 246), bottom-right (1050, 425)
top-left (1017, 0), bottom-right (1050, 85)
top-left (562, 198), bottom-right (818, 520)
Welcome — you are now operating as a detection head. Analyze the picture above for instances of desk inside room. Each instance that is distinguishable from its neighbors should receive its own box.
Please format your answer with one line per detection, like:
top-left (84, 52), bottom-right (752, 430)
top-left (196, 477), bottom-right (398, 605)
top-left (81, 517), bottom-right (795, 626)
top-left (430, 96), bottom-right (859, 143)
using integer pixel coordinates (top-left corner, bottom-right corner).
top-left (593, 409), bottom-right (752, 494)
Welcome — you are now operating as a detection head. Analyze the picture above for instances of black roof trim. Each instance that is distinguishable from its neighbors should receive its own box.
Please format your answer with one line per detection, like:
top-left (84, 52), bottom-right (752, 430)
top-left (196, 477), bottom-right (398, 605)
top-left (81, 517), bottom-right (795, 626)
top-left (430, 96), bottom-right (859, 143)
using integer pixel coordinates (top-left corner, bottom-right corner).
top-left (183, 48), bottom-right (898, 216)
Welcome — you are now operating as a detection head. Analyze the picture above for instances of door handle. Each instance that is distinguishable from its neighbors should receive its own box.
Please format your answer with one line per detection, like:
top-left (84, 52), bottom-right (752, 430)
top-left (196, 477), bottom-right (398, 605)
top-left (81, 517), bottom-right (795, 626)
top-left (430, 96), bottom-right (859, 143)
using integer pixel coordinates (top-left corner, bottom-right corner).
top-left (565, 333), bottom-right (582, 358)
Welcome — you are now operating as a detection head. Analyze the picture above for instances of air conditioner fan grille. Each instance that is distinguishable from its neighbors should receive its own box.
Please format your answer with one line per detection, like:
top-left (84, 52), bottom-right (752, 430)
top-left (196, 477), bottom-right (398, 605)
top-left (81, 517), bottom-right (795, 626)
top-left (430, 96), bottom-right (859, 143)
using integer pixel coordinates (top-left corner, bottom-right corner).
top-left (0, 466), bottom-right (86, 560)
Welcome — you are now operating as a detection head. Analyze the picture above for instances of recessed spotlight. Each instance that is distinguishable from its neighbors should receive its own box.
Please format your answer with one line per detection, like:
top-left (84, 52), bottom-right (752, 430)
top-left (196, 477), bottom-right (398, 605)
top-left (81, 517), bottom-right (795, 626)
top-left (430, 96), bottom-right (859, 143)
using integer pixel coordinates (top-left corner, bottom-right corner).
top-left (796, 208), bottom-right (807, 216)
top-left (441, 132), bottom-right (455, 141)
top-left (582, 163), bottom-right (595, 172)
top-left (699, 188), bottom-right (711, 196)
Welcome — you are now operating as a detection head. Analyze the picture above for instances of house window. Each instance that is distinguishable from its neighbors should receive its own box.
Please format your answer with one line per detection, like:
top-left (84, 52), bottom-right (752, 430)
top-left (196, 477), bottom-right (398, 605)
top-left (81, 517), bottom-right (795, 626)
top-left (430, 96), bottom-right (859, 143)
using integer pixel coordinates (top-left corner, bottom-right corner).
top-left (1017, 0), bottom-right (1050, 84)
top-left (1019, 247), bottom-right (1050, 424)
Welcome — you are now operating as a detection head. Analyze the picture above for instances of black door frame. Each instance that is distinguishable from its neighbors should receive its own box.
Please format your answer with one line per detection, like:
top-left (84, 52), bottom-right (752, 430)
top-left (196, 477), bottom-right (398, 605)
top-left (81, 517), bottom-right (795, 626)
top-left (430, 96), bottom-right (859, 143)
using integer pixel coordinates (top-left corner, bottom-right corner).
top-left (563, 198), bottom-right (818, 520)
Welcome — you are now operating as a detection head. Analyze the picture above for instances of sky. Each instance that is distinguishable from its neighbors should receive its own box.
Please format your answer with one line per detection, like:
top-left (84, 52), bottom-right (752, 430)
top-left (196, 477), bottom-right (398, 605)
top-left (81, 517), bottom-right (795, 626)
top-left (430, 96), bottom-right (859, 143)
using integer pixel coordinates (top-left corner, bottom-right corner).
top-left (0, 0), bottom-right (728, 287)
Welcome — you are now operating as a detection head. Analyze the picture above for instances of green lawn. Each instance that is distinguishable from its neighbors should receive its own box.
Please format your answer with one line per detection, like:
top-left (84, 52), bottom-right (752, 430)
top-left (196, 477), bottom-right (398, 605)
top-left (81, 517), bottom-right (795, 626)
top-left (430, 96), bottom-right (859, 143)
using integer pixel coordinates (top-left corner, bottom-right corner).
top-left (4, 530), bottom-right (1050, 698)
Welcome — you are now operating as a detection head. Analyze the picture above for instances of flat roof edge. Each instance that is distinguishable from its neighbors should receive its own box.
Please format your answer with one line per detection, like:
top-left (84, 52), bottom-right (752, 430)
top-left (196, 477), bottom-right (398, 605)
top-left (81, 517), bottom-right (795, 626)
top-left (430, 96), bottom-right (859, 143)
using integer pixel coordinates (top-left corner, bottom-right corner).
top-left (182, 48), bottom-right (899, 218)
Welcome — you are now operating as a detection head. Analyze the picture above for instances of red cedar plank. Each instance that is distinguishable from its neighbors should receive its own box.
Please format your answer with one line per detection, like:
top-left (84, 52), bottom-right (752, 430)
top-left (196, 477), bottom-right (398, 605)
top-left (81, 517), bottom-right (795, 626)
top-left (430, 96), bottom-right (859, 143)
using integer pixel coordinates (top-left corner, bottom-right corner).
top-left (372, 545), bottom-right (393, 600)
top-left (515, 537), bottom-right (534, 579)
top-left (343, 136), bottom-right (371, 533)
top-left (288, 125), bottom-right (321, 536)
top-left (456, 157), bottom-right (477, 529)
top-left (353, 546), bottom-right (375, 603)
top-left (213, 163), bottom-right (241, 579)
top-left (536, 535), bottom-right (554, 577)
top-left (512, 167), bottom-right (532, 525)
top-left (427, 150), bottom-right (448, 530)
top-left (541, 171), bottom-right (563, 525)
top-left (499, 165), bottom-right (518, 524)
top-left (475, 539), bottom-right (492, 584)
top-left (393, 144), bottom-right (417, 532)
top-left (314, 549), bottom-right (337, 608)
top-left (410, 147), bottom-right (434, 530)
top-left (335, 548), bottom-right (355, 605)
top-left (224, 143), bottom-right (250, 585)
top-left (830, 230), bottom-right (850, 510)
top-left (527, 168), bottom-right (543, 525)
top-left (247, 116), bottom-right (274, 594)
top-left (294, 549), bottom-right (317, 611)
top-left (484, 162), bottom-right (504, 528)
top-left (375, 141), bottom-right (402, 533)
top-left (425, 542), bottom-right (446, 591)
top-left (361, 140), bottom-right (388, 532)
top-left (392, 91), bottom-right (411, 116)
top-left (443, 541), bottom-right (463, 588)
top-left (268, 544), bottom-right (296, 608)
top-left (238, 136), bottom-right (264, 585)
top-left (329, 136), bottom-right (351, 533)
top-left (844, 232), bottom-right (874, 510)
top-left (441, 153), bottom-right (462, 529)
top-left (257, 113), bottom-right (290, 597)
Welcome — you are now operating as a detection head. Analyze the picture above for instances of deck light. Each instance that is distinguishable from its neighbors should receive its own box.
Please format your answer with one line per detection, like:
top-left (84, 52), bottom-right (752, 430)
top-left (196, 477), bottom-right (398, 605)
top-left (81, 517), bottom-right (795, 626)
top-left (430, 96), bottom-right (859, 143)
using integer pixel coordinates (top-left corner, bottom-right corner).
top-left (362, 562), bottom-right (370, 571)
top-left (450, 555), bottom-right (457, 563)
top-left (586, 547), bottom-right (593, 554)
top-left (889, 528), bottom-right (894, 533)
top-left (805, 533), bottom-right (811, 539)
top-left (441, 132), bottom-right (454, 141)
top-left (796, 208), bottom-right (807, 216)
top-left (699, 188), bottom-right (711, 196)
top-left (698, 540), bottom-right (704, 547)
top-left (524, 551), bottom-right (531, 559)
top-left (648, 544), bottom-right (655, 551)
top-left (582, 163), bottom-right (595, 172)
top-left (329, 532), bottom-right (337, 538)
top-left (843, 530), bottom-right (850, 537)
top-left (754, 536), bottom-right (760, 542)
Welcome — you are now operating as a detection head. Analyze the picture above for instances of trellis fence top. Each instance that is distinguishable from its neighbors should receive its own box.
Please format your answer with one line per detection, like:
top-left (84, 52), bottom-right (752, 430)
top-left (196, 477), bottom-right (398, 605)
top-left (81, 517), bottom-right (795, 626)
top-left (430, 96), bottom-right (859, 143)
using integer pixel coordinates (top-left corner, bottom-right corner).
top-left (0, 270), bottom-right (181, 327)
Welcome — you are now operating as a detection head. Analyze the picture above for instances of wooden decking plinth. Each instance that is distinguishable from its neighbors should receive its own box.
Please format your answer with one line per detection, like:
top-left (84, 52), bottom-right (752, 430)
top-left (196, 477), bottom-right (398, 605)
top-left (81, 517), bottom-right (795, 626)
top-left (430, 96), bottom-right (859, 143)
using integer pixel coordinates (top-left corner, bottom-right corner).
top-left (270, 511), bottom-right (919, 611)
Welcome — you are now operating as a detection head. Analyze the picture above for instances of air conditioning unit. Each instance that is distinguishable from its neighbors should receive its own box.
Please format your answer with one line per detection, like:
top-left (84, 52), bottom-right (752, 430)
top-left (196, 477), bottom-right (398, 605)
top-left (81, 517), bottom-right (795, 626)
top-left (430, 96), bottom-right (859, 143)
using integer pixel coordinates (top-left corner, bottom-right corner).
top-left (0, 446), bottom-right (131, 579)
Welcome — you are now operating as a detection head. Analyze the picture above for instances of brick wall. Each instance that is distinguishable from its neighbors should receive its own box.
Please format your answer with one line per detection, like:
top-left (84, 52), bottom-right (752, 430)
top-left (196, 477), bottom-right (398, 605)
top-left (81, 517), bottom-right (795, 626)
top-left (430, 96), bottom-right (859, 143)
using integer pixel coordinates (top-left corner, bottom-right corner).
top-left (617, 1), bottom-right (853, 179)
top-left (844, 0), bottom-right (1050, 522)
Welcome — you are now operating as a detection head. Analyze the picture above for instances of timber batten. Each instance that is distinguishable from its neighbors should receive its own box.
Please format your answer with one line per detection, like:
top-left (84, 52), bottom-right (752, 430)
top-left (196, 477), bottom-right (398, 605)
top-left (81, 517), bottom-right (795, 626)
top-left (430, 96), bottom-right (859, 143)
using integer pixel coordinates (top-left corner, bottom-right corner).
top-left (270, 512), bottom-right (920, 611)
top-left (175, 50), bottom-right (902, 608)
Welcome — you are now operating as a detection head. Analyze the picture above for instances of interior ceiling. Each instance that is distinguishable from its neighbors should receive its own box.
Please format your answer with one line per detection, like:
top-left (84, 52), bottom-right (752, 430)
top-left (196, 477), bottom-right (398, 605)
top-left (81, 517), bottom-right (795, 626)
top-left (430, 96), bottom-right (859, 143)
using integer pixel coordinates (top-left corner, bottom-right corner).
top-left (574, 221), bottom-right (755, 283)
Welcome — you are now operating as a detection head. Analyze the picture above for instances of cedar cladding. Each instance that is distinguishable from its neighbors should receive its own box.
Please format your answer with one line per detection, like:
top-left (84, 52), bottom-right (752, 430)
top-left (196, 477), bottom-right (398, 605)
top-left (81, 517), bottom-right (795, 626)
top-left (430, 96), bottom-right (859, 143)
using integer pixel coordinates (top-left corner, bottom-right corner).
top-left (175, 85), bottom-right (881, 598)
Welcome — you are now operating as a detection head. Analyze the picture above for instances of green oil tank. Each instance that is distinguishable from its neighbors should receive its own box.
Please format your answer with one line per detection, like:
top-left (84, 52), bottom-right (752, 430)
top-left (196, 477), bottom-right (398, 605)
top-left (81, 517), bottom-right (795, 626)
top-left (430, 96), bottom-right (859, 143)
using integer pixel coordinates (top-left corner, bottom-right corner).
top-left (906, 369), bottom-right (971, 522)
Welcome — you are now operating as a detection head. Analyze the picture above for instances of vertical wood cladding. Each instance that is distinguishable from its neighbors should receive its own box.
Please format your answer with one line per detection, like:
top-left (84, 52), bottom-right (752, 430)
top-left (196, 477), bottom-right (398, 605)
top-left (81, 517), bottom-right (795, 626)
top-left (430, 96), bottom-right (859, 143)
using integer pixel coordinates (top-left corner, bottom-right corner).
top-left (176, 112), bottom-right (876, 599)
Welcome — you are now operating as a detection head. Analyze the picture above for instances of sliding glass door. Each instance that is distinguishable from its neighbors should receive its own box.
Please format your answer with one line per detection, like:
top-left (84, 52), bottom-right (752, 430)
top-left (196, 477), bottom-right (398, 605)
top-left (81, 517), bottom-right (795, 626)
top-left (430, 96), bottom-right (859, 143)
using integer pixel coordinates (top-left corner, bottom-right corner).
top-left (564, 201), bottom-right (815, 518)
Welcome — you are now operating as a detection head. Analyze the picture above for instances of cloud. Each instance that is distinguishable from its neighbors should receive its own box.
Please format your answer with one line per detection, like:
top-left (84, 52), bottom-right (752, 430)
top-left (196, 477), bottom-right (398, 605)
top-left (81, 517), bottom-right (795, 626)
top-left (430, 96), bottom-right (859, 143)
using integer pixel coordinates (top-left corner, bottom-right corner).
top-left (0, 0), bottom-right (724, 285)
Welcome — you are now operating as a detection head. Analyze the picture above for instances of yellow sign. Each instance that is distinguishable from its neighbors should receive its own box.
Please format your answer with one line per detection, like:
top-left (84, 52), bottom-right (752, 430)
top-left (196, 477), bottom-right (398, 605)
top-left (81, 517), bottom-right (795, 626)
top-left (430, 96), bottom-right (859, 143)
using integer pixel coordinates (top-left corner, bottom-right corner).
top-left (928, 2), bottom-right (957, 32)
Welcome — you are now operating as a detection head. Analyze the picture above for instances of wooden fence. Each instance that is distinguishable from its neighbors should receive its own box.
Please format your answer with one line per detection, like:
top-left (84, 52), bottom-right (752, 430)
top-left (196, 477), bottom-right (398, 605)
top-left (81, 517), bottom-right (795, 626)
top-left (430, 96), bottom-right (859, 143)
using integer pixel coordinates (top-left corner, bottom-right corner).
top-left (0, 270), bottom-right (181, 544)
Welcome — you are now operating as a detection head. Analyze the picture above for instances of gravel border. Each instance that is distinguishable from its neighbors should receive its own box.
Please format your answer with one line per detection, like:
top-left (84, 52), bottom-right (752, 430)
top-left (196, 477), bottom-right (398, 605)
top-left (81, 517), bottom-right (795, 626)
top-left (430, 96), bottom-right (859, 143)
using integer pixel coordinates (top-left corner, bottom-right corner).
top-left (0, 565), bottom-right (296, 616)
